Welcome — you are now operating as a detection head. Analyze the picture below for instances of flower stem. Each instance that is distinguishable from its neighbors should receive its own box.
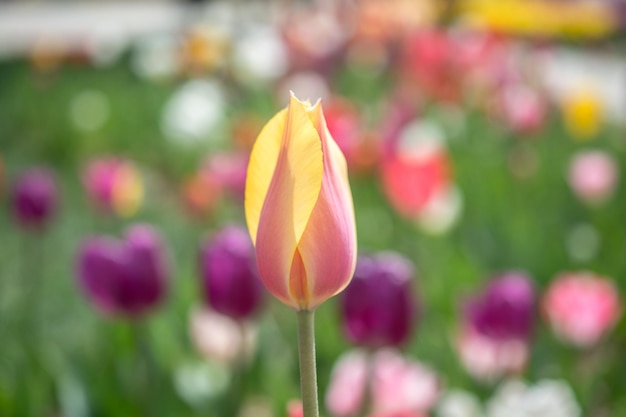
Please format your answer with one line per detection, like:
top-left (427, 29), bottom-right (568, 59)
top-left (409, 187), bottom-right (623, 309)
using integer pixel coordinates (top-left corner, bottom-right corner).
top-left (297, 309), bottom-right (319, 417)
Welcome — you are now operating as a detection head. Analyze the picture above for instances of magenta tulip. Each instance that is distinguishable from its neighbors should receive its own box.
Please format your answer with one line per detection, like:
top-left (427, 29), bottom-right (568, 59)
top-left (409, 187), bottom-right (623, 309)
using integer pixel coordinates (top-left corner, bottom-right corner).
top-left (77, 224), bottom-right (169, 318)
top-left (12, 168), bottom-right (58, 230)
top-left (199, 226), bottom-right (263, 320)
top-left (340, 253), bottom-right (418, 348)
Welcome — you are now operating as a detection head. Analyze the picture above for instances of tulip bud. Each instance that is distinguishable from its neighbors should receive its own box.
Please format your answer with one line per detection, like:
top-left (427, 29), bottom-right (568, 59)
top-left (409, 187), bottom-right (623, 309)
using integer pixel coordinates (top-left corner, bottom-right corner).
top-left (82, 157), bottom-right (143, 217)
top-left (465, 272), bottom-right (535, 341)
top-left (12, 168), bottom-right (58, 231)
top-left (77, 224), bottom-right (169, 318)
top-left (340, 253), bottom-right (418, 348)
top-left (199, 226), bottom-right (263, 320)
top-left (244, 93), bottom-right (357, 311)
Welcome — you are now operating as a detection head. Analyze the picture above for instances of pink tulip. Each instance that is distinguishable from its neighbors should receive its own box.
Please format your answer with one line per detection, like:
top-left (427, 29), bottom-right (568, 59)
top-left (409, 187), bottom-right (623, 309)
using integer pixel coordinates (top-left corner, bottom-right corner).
top-left (543, 272), bottom-right (621, 347)
top-left (244, 93), bottom-right (357, 311)
top-left (568, 151), bottom-right (618, 205)
top-left (326, 349), bottom-right (440, 416)
top-left (381, 121), bottom-right (451, 218)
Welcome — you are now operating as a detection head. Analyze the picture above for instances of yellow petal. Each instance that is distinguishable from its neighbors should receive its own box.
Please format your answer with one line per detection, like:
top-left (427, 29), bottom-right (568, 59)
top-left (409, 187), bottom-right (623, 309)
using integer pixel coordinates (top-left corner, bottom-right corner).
top-left (244, 108), bottom-right (287, 244)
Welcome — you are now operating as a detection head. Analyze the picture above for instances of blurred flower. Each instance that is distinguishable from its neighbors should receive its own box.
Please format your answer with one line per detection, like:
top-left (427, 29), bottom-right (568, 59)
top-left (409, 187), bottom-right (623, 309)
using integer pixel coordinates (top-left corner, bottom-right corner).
top-left (82, 157), bottom-right (143, 217)
top-left (457, 272), bottom-right (535, 382)
top-left (282, 6), bottom-right (348, 72)
top-left (457, 329), bottom-right (529, 383)
top-left (399, 30), bottom-right (460, 102)
top-left (190, 307), bottom-right (257, 365)
top-left (244, 93), bottom-right (357, 311)
top-left (12, 168), bottom-right (58, 231)
top-left (562, 89), bottom-right (602, 140)
top-left (179, 27), bottom-right (229, 75)
top-left (381, 118), bottom-right (461, 234)
top-left (287, 400), bottom-right (304, 417)
top-left (459, 0), bottom-right (615, 39)
top-left (340, 252), bottom-right (418, 348)
top-left (543, 272), bottom-right (621, 347)
top-left (326, 349), bottom-right (440, 417)
top-left (436, 389), bottom-right (484, 417)
top-left (382, 119), bottom-right (450, 214)
top-left (199, 226), bottom-right (263, 320)
top-left (465, 272), bottom-right (535, 341)
top-left (161, 79), bottom-right (226, 146)
top-left (486, 379), bottom-right (581, 417)
top-left (414, 185), bottom-right (463, 235)
top-left (77, 224), bottom-right (169, 318)
top-left (232, 25), bottom-right (288, 86)
top-left (497, 83), bottom-right (546, 134)
top-left (181, 170), bottom-right (222, 218)
top-left (567, 150), bottom-right (618, 205)
top-left (352, 0), bottom-right (438, 48)
top-left (30, 38), bottom-right (66, 73)
top-left (539, 48), bottom-right (626, 126)
top-left (203, 152), bottom-right (249, 200)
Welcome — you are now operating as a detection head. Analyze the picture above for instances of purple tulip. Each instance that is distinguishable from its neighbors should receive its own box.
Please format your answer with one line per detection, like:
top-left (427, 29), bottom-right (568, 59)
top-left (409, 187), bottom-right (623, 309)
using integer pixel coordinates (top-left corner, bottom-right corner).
top-left (465, 272), bottom-right (535, 341)
top-left (77, 224), bottom-right (169, 318)
top-left (199, 226), bottom-right (263, 320)
top-left (340, 252), bottom-right (418, 348)
top-left (12, 168), bottom-right (58, 230)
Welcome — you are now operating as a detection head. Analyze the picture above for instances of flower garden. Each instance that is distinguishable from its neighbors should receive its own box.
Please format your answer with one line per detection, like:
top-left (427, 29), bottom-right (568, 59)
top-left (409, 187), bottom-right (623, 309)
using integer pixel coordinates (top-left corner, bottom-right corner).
top-left (1, 1), bottom-right (626, 416)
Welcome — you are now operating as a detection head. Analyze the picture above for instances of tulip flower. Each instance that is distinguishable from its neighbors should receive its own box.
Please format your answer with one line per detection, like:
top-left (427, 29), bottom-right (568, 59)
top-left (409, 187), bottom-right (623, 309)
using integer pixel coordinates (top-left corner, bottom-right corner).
top-left (245, 93), bottom-right (357, 417)
top-left (82, 157), bottom-right (143, 217)
top-left (543, 272), bottom-right (621, 347)
top-left (244, 92), bottom-right (357, 311)
top-left (340, 253), bottom-right (418, 348)
top-left (465, 272), bottom-right (535, 342)
top-left (77, 224), bottom-right (169, 318)
top-left (12, 168), bottom-right (58, 231)
top-left (199, 226), bottom-right (263, 320)
top-left (326, 349), bottom-right (440, 417)
top-left (457, 272), bottom-right (536, 382)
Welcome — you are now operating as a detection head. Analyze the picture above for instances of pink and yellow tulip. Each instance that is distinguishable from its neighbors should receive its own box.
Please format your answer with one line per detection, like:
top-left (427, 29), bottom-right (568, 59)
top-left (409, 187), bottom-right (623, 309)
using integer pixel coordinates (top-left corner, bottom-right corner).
top-left (245, 93), bottom-right (357, 311)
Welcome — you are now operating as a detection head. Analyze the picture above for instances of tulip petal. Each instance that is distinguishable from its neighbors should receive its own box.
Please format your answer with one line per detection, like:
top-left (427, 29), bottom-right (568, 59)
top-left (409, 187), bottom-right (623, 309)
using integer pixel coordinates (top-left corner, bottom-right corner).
top-left (252, 94), bottom-right (324, 307)
top-left (245, 108), bottom-right (287, 244)
top-left (296, 104), bottom-right (357, 309)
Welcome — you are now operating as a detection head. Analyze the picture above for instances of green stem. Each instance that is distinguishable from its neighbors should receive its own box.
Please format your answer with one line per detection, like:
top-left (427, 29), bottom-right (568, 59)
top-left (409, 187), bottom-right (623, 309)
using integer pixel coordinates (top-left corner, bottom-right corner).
top-left (297, 310), bottom-right (319, 417)
top-left (131, 321), bottom-right (156, 417)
